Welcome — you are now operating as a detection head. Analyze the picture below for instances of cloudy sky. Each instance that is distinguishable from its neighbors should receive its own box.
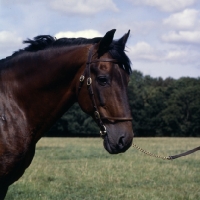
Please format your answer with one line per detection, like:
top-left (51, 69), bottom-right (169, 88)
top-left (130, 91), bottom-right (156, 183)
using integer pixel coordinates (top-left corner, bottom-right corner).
top-left (1, 0), bottom-right (200, 79)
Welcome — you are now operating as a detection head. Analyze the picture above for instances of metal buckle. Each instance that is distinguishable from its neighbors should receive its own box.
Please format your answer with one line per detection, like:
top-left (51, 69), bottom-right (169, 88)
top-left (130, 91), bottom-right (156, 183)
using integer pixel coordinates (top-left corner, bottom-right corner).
top-left (79, 75), bottom-right (85, 82)
top-left (94, 111), bottom-right (100, 119)
top-left (87, 77), bottom-right (92, 85)
top-left (100, 125), bottom-right (107, 137)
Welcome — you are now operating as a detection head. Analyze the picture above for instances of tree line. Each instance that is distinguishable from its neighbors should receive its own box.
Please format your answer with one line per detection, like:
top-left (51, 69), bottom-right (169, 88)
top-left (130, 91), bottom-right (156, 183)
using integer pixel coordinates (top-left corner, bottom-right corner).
top-left (46, 70), bottom-right (200, 137)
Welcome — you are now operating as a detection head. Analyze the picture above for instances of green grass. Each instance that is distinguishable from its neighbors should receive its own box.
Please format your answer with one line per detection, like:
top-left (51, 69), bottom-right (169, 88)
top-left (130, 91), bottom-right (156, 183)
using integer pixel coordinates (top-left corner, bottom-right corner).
top-left (5, 137), bottom-right (200, 200)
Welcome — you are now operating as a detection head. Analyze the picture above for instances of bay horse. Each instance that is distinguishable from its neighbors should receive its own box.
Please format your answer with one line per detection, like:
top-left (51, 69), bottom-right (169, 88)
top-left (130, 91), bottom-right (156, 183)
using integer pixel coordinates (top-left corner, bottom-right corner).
top-left (0, 29), bottom-right (133, 199)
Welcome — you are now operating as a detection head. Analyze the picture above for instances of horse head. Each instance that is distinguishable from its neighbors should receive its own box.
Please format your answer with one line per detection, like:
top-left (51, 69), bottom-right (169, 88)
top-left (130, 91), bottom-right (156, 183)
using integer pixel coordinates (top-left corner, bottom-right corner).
top-left (77, 29), bottom-right (134, 154)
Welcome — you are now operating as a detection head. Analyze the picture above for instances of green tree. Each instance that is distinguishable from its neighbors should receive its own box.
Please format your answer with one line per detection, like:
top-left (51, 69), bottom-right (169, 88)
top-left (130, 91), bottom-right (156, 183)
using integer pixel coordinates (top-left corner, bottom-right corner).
top-left (47, 103), bottom-right (99, 137)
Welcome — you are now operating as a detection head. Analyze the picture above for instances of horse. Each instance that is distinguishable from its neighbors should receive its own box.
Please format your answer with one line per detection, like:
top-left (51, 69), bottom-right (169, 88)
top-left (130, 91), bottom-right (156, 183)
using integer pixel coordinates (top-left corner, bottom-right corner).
top-left (0, 29), bottom-right (134, 199)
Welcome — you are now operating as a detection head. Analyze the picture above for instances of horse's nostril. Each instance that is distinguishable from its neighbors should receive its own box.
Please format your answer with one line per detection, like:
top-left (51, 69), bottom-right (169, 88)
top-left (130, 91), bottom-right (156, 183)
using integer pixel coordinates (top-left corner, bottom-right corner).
top-left (118, 136), bottom-right (125, 148)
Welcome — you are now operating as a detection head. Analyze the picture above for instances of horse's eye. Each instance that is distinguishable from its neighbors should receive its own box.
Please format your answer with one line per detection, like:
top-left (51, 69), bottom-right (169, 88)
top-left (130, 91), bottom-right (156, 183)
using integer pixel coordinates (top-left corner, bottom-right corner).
top-left (97, 76), bottom-right (108, 86)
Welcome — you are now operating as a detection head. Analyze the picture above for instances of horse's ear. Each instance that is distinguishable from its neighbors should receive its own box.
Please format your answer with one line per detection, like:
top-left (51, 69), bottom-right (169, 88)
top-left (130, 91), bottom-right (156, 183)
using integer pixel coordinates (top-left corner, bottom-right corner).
top-left (97, 29), bottom-right (116, 57)
top-left (117, 30), bottom-right (130, 50)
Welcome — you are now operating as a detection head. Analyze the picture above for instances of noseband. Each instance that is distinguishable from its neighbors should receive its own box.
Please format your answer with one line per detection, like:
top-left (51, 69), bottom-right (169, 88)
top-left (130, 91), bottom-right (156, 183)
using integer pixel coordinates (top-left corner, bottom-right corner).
top-left (78, 45), bottom-right (132, 137)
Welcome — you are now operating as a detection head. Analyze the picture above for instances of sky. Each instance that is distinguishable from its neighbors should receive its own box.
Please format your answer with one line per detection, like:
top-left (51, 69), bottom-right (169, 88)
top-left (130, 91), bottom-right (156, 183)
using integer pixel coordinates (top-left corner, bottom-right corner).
top-left (1, 0), bottom-right (200, 79)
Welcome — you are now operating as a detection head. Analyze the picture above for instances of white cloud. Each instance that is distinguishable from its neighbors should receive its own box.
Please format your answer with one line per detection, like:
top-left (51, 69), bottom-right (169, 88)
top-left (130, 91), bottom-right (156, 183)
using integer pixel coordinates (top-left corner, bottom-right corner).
top-left (127, 0), bottom-right (196, 12)
top-left (0, 31), bottom-right (23, 58)
top-left (164, 49), bottom-right (200, 65)
top-left (161, 31), bottom-right (200, 44)
top-left (0, 0), bottom-right (28, 4)
top-left (163, 9), bottom-right (199, 30)
top-left (0, 31), bottom-right (22, 46)
top-left (132, 61), bottom-right (200, 79)
top-left (128, 42), bottom-right (161, 62)
top-left (162, 9), bottom-right (200, 45)
top-left (50, 0), bottom-right (118, 15)
top-left (128, 41), bottom-right (200, 66)
top-left (55, 30), bottom-right (102, 39)
top-left (165, 50), bottom-right (187, 60)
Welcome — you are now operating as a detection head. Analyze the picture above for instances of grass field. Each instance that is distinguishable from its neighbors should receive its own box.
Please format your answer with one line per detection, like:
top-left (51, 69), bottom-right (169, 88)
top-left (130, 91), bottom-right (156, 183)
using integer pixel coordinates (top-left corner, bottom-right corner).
top-left (5, 137), bottom-right (200, 200)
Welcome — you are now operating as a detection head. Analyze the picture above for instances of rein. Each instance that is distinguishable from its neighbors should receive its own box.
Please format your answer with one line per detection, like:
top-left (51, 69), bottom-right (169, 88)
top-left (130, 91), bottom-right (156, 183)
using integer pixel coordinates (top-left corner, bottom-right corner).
top-left (78, 45), bottom-right (132, 137)
top-left (132, 143), bottom-right (200, 160)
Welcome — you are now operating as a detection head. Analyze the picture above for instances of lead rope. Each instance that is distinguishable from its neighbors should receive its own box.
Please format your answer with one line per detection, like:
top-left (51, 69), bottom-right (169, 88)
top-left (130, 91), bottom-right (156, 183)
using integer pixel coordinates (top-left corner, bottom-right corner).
top-left (132, 143), bottom-right (171, 160)
top-left (132, 143), bottom-right (200, 160)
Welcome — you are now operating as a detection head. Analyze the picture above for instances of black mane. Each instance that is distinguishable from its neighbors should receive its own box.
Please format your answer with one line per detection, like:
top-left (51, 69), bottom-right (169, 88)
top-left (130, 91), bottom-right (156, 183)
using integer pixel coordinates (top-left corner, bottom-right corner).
top-left (22, 35), bottom-right (102, 52)
top-left (2, 35), bottom-right (132, 74)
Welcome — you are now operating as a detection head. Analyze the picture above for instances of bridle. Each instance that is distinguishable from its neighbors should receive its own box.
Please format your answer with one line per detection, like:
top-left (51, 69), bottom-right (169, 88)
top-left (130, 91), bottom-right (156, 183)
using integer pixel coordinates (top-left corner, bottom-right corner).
top-left (78, 45), bottom-right (132, 137)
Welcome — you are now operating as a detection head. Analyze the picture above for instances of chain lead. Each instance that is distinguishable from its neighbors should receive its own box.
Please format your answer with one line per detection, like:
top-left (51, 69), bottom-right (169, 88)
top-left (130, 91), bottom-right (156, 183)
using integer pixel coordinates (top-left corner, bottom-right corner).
top-left (132, 143), bottom-right (172, 160)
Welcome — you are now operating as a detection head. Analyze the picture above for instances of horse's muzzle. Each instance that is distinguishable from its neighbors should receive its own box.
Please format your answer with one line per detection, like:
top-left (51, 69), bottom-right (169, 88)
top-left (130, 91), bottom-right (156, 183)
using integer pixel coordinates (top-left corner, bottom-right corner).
top-left (103, 133), bottom-right (133, 154)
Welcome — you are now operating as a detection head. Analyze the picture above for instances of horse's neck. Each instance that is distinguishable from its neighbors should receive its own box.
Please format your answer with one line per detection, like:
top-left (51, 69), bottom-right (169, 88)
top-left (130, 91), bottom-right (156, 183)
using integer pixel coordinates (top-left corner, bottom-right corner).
top-left (0, 45), bottom-right (88, 142)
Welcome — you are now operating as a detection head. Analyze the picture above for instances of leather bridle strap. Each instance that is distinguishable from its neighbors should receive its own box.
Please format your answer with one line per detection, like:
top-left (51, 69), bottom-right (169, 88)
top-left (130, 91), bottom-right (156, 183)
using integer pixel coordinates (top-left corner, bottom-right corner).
top-left (86, 46), bottom-right (106, 135)
top-left (78, 45), bottom-right (132, 137)
top-left (88, 58), bottom-right (119, 64)
top-left (101, 116), bottom-right (133, 121)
